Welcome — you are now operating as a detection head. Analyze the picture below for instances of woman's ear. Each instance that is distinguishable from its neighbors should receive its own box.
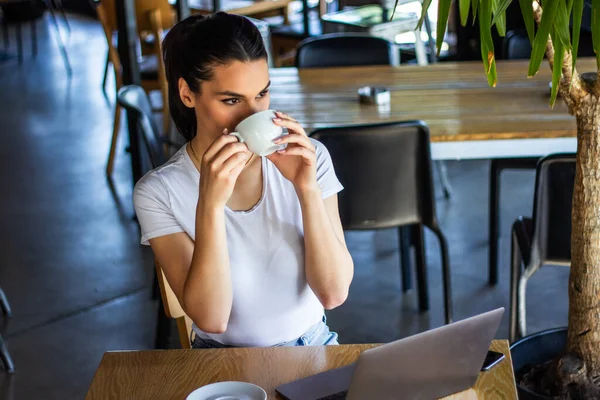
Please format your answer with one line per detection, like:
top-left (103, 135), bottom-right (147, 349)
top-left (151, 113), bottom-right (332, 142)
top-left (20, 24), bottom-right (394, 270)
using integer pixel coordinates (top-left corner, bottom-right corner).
top-left (178, 78), bottom-right (196, 108)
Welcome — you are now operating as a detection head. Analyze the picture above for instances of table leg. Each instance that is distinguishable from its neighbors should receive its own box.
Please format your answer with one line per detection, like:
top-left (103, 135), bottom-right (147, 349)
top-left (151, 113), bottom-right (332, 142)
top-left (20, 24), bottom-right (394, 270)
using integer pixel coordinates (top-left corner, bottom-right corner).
top-left (302, 0), bottom-right (309, 36)
top-left (414, 33), bottom-right (428, 66)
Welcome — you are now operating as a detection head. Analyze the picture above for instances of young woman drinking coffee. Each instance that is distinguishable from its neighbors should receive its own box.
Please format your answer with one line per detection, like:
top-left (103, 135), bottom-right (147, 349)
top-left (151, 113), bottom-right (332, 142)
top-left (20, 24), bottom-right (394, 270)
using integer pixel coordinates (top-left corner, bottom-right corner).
top-left (133, 12), bottom-right (354, 349)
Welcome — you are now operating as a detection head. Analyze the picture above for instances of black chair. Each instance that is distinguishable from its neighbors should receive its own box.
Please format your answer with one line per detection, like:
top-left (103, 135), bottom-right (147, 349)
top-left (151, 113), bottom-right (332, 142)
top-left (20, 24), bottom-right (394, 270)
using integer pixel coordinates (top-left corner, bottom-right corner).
top-left (0, 286), bottom-right (14, 374)
top-left (117, 85), bottom-right (172, 348)
top-left (1, 0), bottom-right (71, 74)
top-left (311, 121), bottom-right (453, 324)
top-left (503, 28), bottom-right (531, 60)
top-left (488, 28), bottom-right (538, 286)
top-left (117, 85), bottom-right (166, 170)
top-left (1, 0), bottom-right (44, 63)
top-left (296, 33), bottom-right (400, 68)
top-left (509, 154), bottom-right (574, 342)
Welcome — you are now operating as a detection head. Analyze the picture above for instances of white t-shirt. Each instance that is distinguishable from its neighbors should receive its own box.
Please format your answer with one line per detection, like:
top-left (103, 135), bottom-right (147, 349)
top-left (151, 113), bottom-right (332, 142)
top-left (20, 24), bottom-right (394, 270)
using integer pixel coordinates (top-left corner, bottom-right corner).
top-left (133, 138), bottom-right (343, 347)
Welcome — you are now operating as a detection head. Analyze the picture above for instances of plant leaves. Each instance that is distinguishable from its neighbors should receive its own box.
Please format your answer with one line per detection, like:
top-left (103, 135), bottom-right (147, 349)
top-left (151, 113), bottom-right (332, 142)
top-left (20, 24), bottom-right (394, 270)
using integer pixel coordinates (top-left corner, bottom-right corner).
top-left (572, 0), bottom-right (584, 73)
top-left (480, 0), bottom-right (498, 86)
top-left (593, 0), bottom-right (600, 69)
top-left (519, 0), bottom-right (535, 43)
top-left (417, 0), bottom-right (433, 29)
top-left (528, 0), bottom-right (559, 77)
top-left (550, 29), bottom-right (565, 106)
top-left (435, 0), bottom-right (453, 55)
top-left (472, 0), bottom-right (480, 21)
top-left (460, 0), bottom-right (471, 26)
top-left (492, 0), bottom-right (508, 36)
top-left (554, 0), bottom-right (572, 49)
top-left (491, 0), bottom-right (512, 27)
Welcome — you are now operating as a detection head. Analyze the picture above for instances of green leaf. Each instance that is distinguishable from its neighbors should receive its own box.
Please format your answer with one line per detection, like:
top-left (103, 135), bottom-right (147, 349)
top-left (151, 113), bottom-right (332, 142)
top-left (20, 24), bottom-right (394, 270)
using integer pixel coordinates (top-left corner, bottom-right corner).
top-left (519, 0), bottom-right (535, 43)
top-left (593, 0), bottom-right (600, 69)
top-left (550, 29), bottom-right (565, 107)
top-left (472, 0), bottom-right (480, 21)
top-left (435, 0), bottom-right (453, 56)
top-left (528, 0), bottom-right (559, 77)
top-left (491, 0), bottom-right (512, 27)
top-left (417, 0), bottom-right (433, 30)
top-left (554, 0), bottom-right (572, 49)
top-left (460, 0), bottom-right (471, 26)
top-left (480, 0), bottom-right (497, 86)
top-left (491, 0), bottom-right (508, 36)
top-left (572, 0), bottom-right (584, 73)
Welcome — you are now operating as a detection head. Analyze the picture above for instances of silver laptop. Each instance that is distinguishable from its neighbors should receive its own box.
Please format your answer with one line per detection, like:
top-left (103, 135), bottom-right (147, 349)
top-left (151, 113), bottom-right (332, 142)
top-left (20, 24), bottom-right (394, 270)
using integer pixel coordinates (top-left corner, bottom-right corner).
top-left (276, 308), bottom-right (504, 400)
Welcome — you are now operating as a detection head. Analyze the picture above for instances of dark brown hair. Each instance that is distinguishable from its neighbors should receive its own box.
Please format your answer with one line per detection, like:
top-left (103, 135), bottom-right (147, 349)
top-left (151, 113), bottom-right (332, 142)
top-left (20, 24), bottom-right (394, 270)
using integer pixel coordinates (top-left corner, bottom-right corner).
top-left (162, 13), bottom-right (268, 141)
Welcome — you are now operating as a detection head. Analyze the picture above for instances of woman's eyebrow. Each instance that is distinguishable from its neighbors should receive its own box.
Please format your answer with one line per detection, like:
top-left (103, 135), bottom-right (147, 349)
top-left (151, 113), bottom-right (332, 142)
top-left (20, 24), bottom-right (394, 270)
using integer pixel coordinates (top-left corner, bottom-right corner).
top-left (214, 81), bottom-right (271, 97)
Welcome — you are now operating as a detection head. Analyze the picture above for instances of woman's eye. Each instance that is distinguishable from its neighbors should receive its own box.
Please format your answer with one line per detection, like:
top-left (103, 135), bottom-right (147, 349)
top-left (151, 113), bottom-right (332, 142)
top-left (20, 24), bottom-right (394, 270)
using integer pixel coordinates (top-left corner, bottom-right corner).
top-left (223, 98), bottom-right (241, 105)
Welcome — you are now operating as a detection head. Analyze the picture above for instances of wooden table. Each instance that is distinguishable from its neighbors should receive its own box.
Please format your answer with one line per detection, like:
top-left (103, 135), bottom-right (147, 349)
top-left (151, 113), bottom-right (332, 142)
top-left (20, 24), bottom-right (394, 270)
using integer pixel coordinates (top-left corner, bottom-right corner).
top-left (183, 0), bottom-right (292, 18)
top-left (268, 59), bottom-right (594, 160)
top-left (86, 340), bottom-right (517, 399)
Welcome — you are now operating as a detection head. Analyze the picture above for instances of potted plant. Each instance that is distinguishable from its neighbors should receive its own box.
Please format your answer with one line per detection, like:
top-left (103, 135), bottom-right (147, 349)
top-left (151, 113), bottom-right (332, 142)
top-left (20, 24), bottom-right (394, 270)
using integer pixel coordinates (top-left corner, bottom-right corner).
top-left (413, 0), bottom-right (600, 398)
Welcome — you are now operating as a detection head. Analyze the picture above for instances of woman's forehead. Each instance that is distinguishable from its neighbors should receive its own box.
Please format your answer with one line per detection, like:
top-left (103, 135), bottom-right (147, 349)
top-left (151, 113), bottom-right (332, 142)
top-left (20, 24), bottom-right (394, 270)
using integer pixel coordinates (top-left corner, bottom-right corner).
top-left (208, 60), bottom-right (270, 94)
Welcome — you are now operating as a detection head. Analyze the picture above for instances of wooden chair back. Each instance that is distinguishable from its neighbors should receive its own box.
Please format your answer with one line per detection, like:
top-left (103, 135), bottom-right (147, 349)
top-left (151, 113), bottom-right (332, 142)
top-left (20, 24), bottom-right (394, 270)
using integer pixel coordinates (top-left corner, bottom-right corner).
top-left (154, 260), bottom-right (194, 348)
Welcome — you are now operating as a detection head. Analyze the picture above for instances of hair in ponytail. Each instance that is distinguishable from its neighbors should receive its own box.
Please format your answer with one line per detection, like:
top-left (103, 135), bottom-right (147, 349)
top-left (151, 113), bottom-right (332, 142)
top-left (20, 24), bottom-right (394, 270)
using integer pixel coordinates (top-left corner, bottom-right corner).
top-left (162, 12), bottom-right (268, 141)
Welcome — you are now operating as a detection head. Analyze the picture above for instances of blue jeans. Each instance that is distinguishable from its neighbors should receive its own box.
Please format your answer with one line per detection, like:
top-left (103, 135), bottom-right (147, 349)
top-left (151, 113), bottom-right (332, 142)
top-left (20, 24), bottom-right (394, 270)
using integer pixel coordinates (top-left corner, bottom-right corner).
top-left (192, 315), bottom-right (339, 349)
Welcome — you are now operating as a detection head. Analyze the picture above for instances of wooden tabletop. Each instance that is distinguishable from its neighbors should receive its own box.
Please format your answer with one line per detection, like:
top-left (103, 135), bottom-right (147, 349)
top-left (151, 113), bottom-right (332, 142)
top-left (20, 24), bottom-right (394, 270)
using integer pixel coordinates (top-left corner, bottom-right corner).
top-left (268, 59), bottom-right (596, 142)
top-left (186, 0), bottom-right (292, 15)
top-left (86, 340), bottom-right (517, 399)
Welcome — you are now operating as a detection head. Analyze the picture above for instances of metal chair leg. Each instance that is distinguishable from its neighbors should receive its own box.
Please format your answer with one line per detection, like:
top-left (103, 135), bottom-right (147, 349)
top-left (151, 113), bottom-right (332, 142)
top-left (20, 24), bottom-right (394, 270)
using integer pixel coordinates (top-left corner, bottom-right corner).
top-left (489, 160), bottom-right (500, 286)
top-left (432, 227), bottom-right (453, 324)
top-left (0, 336), bottom-right (14, 374)
top-left (509, 229), bottom-right (521, 343)
top-left (517, 264), bottom-right (539, 340)
top-left (46, 3), bottom-right (72, 76)
top-left (0, 288), bottom-right (11, 317)
top-left (412, 224), bottom-right (429, 312)
top-left (398, 226), bottom-right (413, 293)
top-left (436, 161), bottom-right (452, 199)
top-left (50, 0), bottom-right (71, 35)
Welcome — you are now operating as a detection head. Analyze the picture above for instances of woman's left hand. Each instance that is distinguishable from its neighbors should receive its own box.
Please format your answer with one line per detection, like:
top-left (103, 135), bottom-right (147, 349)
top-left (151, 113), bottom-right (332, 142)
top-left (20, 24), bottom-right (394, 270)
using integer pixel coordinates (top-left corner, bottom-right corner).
top-left (267, 111), bottom-right (319, 194)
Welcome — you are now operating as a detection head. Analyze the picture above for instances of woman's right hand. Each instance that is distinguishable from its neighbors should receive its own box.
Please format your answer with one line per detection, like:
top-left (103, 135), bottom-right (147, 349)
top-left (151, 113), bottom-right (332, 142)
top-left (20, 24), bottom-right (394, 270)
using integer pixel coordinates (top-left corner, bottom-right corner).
top-left (199, 131), bottom-right (251, 209)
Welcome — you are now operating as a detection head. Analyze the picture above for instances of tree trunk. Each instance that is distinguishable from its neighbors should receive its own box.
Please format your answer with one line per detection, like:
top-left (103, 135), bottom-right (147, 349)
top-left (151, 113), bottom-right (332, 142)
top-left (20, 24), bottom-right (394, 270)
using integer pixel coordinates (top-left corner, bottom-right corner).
top-left (567, 96), bottom-right (600, 386)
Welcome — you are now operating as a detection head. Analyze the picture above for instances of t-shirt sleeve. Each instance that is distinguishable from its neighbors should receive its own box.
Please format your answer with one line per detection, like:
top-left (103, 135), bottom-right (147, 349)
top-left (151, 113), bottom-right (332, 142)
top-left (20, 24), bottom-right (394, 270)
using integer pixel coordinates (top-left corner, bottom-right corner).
top-left (312, 138), bottom-right (344, 199)
top-left (133, 172), bottom-right (184, 246)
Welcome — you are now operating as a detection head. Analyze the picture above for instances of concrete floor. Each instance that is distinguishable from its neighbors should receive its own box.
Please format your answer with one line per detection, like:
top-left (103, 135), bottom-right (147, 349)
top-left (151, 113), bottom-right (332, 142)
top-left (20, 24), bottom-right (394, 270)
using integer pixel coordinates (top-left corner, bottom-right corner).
top-left (0, 13), bottom-right (569, 400)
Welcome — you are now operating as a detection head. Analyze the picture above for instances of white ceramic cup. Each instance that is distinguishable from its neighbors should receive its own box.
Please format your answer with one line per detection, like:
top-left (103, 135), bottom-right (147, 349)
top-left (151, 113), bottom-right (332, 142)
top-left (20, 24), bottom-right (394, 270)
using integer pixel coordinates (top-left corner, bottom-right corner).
top-left (229, 110), bottom-right (287, 157)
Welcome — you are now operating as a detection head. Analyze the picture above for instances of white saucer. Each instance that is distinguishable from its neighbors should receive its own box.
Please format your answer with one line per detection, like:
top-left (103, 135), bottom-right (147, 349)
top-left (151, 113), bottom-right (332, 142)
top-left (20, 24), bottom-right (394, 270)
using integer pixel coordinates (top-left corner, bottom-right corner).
top-left (186, 381), bottom-right (267, 400)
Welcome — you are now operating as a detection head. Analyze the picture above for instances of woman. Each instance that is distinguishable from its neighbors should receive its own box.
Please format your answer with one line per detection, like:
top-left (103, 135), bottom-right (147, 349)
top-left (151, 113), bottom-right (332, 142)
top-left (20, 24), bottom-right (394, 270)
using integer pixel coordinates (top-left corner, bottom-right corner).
top-left (133, 12), bottom-right (354, 349)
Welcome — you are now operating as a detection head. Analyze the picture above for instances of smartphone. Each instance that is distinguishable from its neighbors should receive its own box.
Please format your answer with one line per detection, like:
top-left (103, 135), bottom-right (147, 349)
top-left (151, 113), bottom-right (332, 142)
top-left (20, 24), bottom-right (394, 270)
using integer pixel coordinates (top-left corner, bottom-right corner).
top-left (481, 350), bottom-right (505, 371)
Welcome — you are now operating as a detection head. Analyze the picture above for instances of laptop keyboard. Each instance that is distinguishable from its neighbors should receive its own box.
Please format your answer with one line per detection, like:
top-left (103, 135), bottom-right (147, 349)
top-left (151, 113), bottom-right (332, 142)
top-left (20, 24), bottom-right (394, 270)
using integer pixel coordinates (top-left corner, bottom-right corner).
top-left (317, 391), bottom-right (348, 400)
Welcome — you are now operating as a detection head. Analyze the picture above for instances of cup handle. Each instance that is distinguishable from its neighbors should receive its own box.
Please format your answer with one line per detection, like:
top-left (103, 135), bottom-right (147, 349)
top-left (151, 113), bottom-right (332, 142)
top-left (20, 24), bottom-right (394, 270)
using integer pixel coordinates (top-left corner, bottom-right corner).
top-left (230, 132), bottom-right (244, 143)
